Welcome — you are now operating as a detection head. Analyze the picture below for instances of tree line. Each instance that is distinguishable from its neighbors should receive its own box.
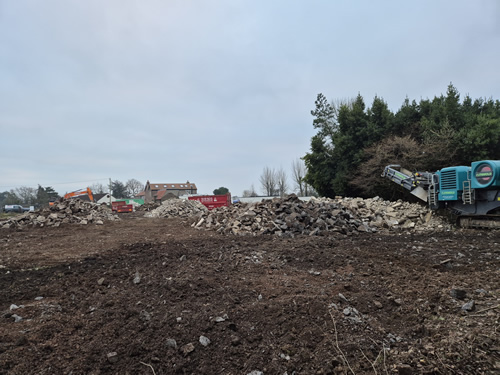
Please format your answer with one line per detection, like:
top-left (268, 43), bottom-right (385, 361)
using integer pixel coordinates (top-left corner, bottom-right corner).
top-left (303, 84), bottom-right (500, 200)
top-left (0, 179), bottom-right (145, 207)
top-left (0, 186), bottom-right (59, 207)
top-left (90, 179), bottom-right (144, 199)
top-left (241, 160), bottom-right (317, 198)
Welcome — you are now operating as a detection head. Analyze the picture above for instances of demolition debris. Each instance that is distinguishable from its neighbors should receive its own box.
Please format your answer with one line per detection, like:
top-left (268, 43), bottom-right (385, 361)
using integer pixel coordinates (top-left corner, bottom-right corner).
top-left (1, 195), bottom-right (451, 235)
top-left (144, 198), bottom-right (208, 218)
top-left (192, 195), bottom-right (450, 236)
top-left (0, 199), bottom-right (119, 229)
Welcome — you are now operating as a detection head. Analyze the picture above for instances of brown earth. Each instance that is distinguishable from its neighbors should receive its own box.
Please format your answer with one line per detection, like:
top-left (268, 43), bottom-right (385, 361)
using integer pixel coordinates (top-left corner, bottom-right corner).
top-left (0, 214), bottom-right (499, 374)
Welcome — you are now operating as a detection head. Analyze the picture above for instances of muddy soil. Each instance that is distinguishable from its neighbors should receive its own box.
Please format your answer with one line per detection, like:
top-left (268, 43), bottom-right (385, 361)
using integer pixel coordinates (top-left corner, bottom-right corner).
top-left (0, 215), bottom-right (499, 374)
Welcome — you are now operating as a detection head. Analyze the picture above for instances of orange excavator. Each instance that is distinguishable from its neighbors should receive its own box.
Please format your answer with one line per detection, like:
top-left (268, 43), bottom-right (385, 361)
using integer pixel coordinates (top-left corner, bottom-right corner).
top-left (63, 188), bottom-right (94, 202)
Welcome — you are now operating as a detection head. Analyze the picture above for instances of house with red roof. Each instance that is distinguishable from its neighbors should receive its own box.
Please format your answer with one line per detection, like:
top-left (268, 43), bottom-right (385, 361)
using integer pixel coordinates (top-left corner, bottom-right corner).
top-left (138, 180), bottom-right (198, 203)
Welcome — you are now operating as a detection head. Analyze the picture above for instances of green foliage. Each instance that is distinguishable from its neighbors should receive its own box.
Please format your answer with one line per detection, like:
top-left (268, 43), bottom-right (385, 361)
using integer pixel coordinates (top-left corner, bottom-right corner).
top-left (0, 185), bottom-right (60, 207)
top-left (36, 185), bottom-right (60, 206)
top-left (457, 115), bottom-right (500, 162)
top-left (305, 93), bottom-right (393, 197)
top-left (213, 187), bottom-right (229, 195)
top-left (305, 84), bottom-right (500, 199)
top-left (0, 191), bottom-right (20, 206)
top-left (310, 93), bottom-right (337, 139)
top-left (304, 134), bottom-right (336, 197)
top-left (111, 180), bottom-right (128, 198)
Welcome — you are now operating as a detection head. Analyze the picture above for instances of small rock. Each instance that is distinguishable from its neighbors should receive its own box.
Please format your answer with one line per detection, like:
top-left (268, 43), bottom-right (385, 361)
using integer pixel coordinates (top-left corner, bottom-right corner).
top-left (199, 335), bottom-right (211, 346)
top-left (180, 342), bottom-right (195, 356)
top-left (107, 352), bottom-right (118, 363)
top-left (97, 277), bottom-right (105, 286)
top-left (9, 304), bottom-right (20, 311)
top-left (179, 255), bottom-right (186, 261)
top-left (231, 335), bottom-right (241, 346)
top-left (373, 301), bottom-right (383, 309)
top-left (462, 300), bottom-right (475, 312)
top-left (214, 315), bottom-right (227, 322)
top-left (34, 296), bottom-right (44, 301)
top-left (12, 314), bottom-right (23, 322)
top-left (247, 371), bottom-right (264, 375)
top-left (280, 353), bottom-right (291, 361)
top-left (450, 289), bottom-right (467, 300)
top-left (396, 364), bottom-right (413, 375)
top-left (165, 338), bottom-right (177, 349)
top-left (439, 259), bottom-right (453, 269)
top-left (338, 293), bottom-right (349, 302)
top-left (133, 271), bottom-right (141, 284)
top-left (328, 302), bottom-right (338, 310)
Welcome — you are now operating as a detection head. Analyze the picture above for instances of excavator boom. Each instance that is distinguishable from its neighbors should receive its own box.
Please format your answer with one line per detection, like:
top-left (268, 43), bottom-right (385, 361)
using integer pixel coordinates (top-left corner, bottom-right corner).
top-left (64, 188), bottom-right (94, 202)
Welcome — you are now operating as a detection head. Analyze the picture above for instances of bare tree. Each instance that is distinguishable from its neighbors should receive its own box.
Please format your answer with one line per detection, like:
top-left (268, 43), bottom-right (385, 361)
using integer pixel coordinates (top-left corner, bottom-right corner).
top-left (291, 159), bottom-right (318, 197)
top-left (303, 182), bottom-right (318, 197)
top-left (90, 183), bottom-right (108, 194)
top-left (3, 189), bottom-right (22, 205)
top-left (126, 179), bottom-right (144, 197)
top-left (250, 184), bottom-right (257, 196)
top-left (350, 135), bottom-right (427, 198)
top-left (15, 186), bottom-right (37, 205)
top-left (260, 167), bottom-right (277, 196)
top-left (276, 167), bottom-right (289, 197)
top-left (291, 159), bottom-right (306, 196)
top-left (242, 184), bottom-right (257, 197)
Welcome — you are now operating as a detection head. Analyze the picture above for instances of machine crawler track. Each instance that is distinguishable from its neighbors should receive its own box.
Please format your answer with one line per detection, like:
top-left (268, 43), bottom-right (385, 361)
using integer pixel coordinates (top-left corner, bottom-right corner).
top-left (458, 215), bottom-right (500, 229)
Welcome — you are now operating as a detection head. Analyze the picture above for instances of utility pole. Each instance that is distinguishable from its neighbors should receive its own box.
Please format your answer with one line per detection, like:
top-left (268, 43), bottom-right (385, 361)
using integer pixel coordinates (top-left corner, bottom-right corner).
top-left (109, 178), bottom-right (112, 207)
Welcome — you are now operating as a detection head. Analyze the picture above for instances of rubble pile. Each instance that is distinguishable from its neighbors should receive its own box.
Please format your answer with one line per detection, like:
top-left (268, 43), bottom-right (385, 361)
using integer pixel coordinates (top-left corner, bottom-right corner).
top-left (192, 195), bottom-right (449, 236)
top-left (335, 196), bottom-right (449, 230)
top-left (0, 199), bottom-right (120, 229)
top-left (145, 199), bottom-right (208, 218)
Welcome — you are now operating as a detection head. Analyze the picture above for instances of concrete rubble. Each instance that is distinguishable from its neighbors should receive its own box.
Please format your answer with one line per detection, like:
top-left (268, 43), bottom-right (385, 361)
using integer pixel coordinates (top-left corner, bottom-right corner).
top-left (144, 199), bottom-right (208, 218)
top-left (191, 194), bottom-right (450, 236)
top-left (0, 199), bottom-right (120, 229)
top-left (1, 194), bottom-right (451, 235)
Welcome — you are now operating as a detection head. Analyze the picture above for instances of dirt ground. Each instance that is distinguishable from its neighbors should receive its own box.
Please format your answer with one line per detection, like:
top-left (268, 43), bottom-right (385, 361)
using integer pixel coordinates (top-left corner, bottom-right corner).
top-left (0, 214), bottom-right (499, 374)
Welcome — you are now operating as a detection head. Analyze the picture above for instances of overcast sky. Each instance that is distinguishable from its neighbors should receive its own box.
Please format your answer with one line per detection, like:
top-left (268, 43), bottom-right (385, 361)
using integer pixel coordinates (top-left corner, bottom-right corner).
top-left (1, 0), bottom-right (499, 197)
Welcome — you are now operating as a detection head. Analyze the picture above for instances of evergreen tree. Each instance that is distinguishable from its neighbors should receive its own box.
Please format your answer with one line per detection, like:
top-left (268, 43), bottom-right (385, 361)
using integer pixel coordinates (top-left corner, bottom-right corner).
top-left (305, 84), bottom-right (500, 200)
top-left (36, 185), bottom-right (49, 205)
top-left (111, 180), bottom-right (128, 198)
top-left (303, 135), bottom-right (336, 197)
top-left (213, 187), bottom-right (229, 195)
